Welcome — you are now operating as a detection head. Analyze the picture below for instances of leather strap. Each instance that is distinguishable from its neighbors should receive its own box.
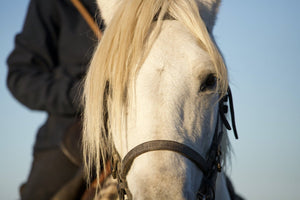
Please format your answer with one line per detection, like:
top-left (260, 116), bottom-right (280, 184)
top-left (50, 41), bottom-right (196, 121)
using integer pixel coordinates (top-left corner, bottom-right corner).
top-left (70, 0), bottom-right (102, 39)
top-left (122, 140), bottom-right (210, 178)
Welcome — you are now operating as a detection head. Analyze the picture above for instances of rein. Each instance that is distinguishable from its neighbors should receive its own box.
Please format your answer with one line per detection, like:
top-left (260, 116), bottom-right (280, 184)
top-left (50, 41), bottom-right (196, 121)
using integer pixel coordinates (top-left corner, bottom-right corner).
top-left (111, 88), bottom-right (238, 200)
top-left (70, 0), bottom-right (102, 39)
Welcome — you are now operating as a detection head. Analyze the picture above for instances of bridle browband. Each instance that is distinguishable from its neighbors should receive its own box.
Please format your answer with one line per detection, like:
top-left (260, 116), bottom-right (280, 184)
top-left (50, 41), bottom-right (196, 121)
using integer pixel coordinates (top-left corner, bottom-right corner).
top-left (111, 88), bottom-right (238, 200)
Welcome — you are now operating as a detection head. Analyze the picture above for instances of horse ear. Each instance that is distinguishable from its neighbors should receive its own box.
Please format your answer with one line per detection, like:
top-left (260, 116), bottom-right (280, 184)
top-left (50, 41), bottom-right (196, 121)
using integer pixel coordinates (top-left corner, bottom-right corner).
top-left (195, 0), bottom-right (222, 32)
top-left (96, 0), bottom-right (121, 25)
top-left (97, 0), bottom-right (222, 31)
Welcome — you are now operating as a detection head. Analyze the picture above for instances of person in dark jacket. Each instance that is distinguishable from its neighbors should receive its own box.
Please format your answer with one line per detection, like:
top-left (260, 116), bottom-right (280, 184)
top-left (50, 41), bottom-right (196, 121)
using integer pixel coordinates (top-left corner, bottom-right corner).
top-left (6, 0), bottom-right (103, 199)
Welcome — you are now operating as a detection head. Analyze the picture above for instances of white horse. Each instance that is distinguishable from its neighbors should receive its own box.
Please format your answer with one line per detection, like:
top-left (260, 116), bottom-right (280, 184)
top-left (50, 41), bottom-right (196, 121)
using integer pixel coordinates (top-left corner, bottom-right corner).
top-left (83, 0), bottom-right (237, 199)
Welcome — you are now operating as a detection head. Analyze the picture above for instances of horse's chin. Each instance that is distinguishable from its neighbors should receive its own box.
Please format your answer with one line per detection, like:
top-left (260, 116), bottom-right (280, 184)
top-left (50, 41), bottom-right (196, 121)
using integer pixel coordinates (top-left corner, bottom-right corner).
top-left (126, 151), bottom-right (202, 200)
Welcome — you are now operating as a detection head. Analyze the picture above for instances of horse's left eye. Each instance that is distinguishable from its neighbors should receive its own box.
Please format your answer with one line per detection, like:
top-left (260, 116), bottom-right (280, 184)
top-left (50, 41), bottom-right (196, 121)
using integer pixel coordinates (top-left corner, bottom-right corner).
top-left (199, 74), bottom-right (217, 92)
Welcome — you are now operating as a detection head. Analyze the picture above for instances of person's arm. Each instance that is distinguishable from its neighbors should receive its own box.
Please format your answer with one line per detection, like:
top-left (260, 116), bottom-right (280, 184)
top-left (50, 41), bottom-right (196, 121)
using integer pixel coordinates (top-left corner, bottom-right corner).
top-left (7, 0), bottom-right (82, 116)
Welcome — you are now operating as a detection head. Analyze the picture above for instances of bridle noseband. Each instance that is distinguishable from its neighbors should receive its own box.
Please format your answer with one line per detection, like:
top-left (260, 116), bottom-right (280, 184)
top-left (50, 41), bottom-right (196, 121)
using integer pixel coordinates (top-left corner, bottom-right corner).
top-left (111, 88), bottom-right (238, 200)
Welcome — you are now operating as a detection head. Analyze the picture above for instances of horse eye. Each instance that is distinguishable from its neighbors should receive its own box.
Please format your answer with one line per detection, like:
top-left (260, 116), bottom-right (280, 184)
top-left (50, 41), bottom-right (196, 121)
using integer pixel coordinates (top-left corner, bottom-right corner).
top-left (199, 74), bottom-right (217, 92)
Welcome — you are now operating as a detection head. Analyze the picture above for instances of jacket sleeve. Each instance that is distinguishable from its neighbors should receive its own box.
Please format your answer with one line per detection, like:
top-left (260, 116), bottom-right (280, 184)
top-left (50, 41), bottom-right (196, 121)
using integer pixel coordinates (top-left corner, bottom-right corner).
top-left (6, 0), bottom-right (82, 116)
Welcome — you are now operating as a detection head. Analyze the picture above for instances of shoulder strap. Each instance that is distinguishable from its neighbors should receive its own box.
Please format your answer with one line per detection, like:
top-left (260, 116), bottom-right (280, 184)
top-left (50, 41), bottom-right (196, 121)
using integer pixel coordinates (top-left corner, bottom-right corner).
top-left (70, 0), bottom-right (102, 39)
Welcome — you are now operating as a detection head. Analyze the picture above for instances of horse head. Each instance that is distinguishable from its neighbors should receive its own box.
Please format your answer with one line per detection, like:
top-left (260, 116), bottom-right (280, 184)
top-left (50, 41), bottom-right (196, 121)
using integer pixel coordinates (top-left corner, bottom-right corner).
top-left (83, 0), bottom-right (233, 199)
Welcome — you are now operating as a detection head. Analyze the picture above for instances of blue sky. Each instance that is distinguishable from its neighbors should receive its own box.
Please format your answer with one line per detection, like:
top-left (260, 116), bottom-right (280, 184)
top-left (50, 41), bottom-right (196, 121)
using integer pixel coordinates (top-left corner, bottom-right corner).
top-left (1, 1), bottom-right (299, 199)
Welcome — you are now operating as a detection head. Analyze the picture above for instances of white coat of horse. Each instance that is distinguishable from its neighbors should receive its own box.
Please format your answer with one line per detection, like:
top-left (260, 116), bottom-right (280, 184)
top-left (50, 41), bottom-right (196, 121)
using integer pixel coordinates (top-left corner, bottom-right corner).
top-left (83, 0), bottom-right (233, 199)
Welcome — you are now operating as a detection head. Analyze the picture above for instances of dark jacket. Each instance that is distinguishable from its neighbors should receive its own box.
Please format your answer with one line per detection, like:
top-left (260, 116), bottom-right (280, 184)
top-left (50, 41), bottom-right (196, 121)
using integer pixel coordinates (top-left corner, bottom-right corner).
top-left (7, 0), bottom-right (102, 150)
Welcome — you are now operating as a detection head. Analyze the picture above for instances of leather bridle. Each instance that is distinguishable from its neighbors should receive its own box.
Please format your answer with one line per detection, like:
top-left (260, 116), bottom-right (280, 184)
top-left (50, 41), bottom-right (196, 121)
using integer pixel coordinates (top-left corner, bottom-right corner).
top-left (111, 88), bottom-right (238, 200)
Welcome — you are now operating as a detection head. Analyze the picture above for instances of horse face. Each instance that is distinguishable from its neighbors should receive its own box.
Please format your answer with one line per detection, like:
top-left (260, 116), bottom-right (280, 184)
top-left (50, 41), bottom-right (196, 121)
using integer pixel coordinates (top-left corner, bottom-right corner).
top-left (86, 1), bottom-right (228, 199)
top-left (113, 20), bottom-right (220, 199)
